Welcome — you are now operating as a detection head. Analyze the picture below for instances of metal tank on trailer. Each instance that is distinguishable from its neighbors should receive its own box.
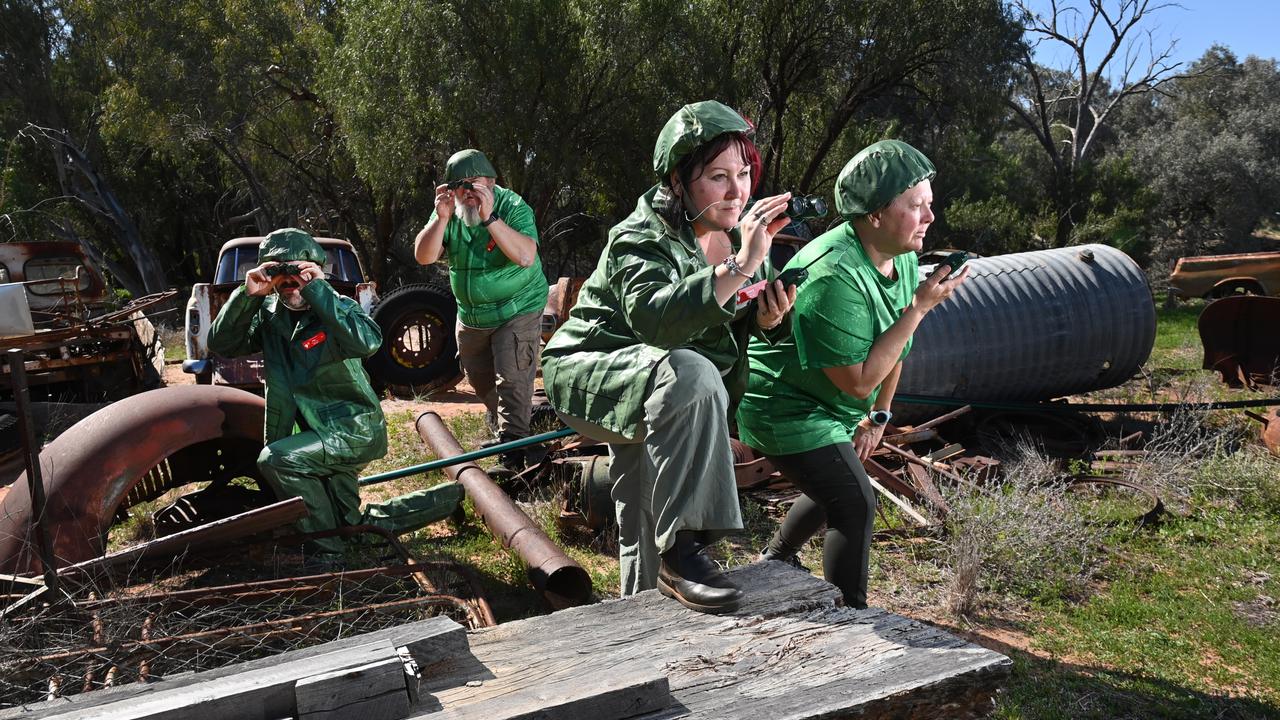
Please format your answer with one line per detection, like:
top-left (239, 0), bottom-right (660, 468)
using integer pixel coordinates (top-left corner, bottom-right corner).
top-left (893, 244), bottom-right (1156, 421)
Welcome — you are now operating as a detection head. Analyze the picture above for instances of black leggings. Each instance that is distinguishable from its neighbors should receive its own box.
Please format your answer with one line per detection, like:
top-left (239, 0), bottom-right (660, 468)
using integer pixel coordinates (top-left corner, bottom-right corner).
top-left (765, 442), bottom-right (877, 609)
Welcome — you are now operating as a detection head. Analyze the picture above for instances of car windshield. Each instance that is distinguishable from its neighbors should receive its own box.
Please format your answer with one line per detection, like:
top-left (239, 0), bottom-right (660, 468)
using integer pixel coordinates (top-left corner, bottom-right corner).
top-left (23, 257), bottom-right (93, 295)
top-left (214, 244), bottom-right (364, 284)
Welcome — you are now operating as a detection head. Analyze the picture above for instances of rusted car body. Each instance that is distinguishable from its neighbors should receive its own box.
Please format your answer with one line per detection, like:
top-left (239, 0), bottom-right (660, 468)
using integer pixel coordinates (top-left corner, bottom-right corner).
top-left (1168, 251), bottom-right (1280, 299)
top-left (0, 242), bottom-right (165, 402)
top-left (183, 237), bottom-right (377, 387)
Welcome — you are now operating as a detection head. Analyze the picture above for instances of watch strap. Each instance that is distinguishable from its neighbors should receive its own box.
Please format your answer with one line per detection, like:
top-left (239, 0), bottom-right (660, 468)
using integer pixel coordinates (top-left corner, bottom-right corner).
top-left (480, 212), bottom-right (500, 227)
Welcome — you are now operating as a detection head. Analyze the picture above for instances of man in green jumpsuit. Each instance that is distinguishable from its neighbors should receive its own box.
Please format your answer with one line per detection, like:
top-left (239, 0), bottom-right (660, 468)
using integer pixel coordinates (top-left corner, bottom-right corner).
top-left (209, 228), bottom-right (460, 560)
top-left (414, 150), bottom-right (548, 468)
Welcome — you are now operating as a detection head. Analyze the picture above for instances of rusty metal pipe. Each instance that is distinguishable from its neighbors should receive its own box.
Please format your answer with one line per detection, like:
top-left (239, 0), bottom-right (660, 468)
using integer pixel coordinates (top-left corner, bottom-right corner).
top-left (416, 411), bottom-right (592, 609)
top-left (6, 349), bottom-right (58, 594)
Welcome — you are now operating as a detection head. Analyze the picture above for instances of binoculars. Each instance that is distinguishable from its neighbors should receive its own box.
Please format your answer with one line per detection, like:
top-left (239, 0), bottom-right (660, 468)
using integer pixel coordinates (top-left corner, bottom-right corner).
top-left (264, 263), bottom-right (302, 278)
top-left (446, 180), bottom-right (475, 191)
top-left (784, 195), bottom-right (828, 222)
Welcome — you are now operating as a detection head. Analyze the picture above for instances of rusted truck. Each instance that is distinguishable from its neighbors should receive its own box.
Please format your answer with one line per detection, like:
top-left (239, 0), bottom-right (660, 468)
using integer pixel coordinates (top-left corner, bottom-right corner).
top-left (184, 236), bottom-right (461, 394)
top-left (1168, 251), bottom-right (1280, 299)
top-left (0, 242), bottom-right (167, 403)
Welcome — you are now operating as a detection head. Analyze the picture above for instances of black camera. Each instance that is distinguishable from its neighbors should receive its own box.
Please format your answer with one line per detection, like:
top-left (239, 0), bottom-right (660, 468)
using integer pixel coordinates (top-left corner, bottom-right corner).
top-left (446, 180), bottom-right (475, 191)
top-left (785, 195), bottom-right (828, 221)
top-left (264, 263), bottom-right (301, 278)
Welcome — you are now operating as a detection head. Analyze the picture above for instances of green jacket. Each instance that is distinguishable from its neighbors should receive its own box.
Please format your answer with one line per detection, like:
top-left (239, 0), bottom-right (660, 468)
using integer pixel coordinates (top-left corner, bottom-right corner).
top-left (207, 280), bottom-right (388, 465)
top-left (430, 185), bottom-right (549, 328)
top-left (542, 185), bottom-right (787, 439)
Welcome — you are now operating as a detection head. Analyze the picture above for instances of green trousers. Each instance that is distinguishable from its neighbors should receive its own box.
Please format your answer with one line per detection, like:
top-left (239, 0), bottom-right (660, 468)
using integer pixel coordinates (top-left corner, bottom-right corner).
top-left (258, 431), bottom-right (463, 554)
top-left (557, 349), bottom-right (743, 595)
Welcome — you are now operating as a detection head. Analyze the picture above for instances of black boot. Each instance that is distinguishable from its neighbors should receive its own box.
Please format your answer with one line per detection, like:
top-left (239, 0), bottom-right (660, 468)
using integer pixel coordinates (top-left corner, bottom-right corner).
top-left (657, 531), bottom-right (742, 614)
top-left (759, 536), bottom-right (811, 572)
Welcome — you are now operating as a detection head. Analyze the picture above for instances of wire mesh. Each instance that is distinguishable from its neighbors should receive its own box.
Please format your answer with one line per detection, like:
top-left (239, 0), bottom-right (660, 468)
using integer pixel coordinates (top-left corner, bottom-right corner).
top-left (0, 541), bottom-right (486, 710)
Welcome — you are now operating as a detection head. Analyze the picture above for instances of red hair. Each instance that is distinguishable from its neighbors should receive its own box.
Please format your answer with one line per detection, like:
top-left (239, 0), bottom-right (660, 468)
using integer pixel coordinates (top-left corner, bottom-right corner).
top-left (674, 131), bottom-right (763, 195)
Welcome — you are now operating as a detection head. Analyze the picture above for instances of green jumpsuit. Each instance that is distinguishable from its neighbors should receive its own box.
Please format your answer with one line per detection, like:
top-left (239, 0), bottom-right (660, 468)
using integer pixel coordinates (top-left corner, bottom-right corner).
top-left (208, 229), bottom-right (460, 555)
top-left (541, 102), bottom-right (788, 594)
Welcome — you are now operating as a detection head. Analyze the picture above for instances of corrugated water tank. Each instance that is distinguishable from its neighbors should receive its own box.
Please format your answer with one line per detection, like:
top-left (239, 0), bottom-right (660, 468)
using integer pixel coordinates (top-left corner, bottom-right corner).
top-left (894, 244), bottom-right (1155, 419)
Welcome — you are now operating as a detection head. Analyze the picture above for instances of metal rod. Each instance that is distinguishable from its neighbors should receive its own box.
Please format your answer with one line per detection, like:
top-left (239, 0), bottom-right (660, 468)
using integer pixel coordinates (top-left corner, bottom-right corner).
top-left (416, 411), bottom-right (592, 609)
top-left (7, 348), bottom-right (59, 596)
top-left (358, 426), bottom-right (576, 486)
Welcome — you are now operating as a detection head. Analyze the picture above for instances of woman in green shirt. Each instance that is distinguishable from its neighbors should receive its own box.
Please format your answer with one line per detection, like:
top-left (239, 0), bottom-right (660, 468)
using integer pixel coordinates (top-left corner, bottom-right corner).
top-left (542, 101), bottom-right (795, 613)
top-left (736, 141), bottom-right (968, 608)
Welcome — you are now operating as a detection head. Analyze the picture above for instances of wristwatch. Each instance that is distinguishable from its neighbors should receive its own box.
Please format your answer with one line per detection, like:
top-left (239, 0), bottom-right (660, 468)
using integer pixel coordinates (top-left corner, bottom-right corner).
top-left (480, 212), bottom-right (500, 227)
top-left (868, 409), bottom-right (893, 426)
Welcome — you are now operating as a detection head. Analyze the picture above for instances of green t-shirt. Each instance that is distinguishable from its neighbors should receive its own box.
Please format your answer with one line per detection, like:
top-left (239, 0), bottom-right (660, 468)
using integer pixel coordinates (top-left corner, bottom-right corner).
top-left (736, 223), bottom-right (918, 456)
top-left (430, 185), bottom-right (549, 328)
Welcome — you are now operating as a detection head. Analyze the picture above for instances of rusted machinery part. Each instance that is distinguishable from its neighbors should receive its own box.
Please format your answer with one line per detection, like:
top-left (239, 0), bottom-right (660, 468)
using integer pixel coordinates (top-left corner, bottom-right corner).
top-left (1198, 296), bottom-right (1280, 389)
top-left (1065, 475), bottom-right (1164, 526)
top-left (0, 385), bottom-right (270, 574)
top-left (1245, 408), bottom-right (1280, 457)
top-left (729, 438), bottom-right (781, 491)
top-left (416, 411), bottom-right (592, 609)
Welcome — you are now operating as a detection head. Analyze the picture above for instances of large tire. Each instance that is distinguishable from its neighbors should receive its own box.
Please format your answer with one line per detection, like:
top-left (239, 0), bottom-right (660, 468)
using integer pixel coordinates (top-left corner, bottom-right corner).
top-left (365, 283), bottom-right (462, 393)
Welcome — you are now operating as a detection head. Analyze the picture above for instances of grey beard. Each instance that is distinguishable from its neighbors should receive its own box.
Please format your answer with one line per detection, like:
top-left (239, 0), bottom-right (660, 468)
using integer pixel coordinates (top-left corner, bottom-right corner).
top-left (279, 293), bottom-right (311, 311)
top-left (455, 200), bottom-right (484, 228)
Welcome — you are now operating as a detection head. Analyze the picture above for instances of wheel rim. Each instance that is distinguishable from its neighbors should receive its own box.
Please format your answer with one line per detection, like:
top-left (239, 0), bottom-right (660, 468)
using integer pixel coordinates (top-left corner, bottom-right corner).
top-left (387, 309), bottom-right (448, 369)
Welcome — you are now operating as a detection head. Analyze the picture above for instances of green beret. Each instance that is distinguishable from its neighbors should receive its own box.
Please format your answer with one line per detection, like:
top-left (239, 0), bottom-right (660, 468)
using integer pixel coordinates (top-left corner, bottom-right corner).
top-left (652, 100), bottom-right (751, 178)
top-left (835, 140), bottom-right (936, 220)
top-left (260, 228), bottom-right (326, 265)
top-left (444, 149), bottom-right (497, 182)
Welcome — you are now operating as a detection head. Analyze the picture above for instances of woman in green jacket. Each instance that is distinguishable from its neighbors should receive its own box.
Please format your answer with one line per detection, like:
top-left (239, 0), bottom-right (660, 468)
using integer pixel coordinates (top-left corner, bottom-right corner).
top-left (542, 101), bottom-right (795, 613)
top-left (736, 141), bottom-right (968, 608)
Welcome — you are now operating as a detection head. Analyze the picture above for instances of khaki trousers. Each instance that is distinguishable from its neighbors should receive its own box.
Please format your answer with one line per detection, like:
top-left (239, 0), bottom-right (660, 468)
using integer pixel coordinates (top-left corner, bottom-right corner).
top-left (557, 349), bottom-right (744, 595)
top-left (456, 310), bottom-right (541, 439)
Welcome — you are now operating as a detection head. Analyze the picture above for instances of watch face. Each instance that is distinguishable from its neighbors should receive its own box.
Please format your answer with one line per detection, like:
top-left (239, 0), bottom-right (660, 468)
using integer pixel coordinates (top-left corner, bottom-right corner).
top-left (870, 410), bottom-right (892, 426)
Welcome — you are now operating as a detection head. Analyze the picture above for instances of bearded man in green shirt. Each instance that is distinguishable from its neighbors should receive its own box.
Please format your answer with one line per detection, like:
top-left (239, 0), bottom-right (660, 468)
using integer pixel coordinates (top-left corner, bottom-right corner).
top-left (542, 101), bottom-right (796, 613)
top-left (736, 141), bottom-right (968, 609)
top-left (414, 150), bottom-right (548, 468)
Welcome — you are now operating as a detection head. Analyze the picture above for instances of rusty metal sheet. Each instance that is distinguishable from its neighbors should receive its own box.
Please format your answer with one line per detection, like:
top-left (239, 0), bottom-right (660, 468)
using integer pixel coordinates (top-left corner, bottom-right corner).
top-left (1199, 295), bottom-right (1280, 388)
top-left (0, 385), bottom-right (267, 574)
top-left (59, 498), bottom-right (306, 578)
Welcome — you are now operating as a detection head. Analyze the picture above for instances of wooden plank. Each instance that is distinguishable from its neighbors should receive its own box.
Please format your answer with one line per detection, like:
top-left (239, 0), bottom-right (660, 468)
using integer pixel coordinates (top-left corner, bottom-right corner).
top-left (27, 641), bottom-right (398, 720)
top-left (427, 671), bottom-right (669, 720)
top-left (296, 655), bottom-right (410, 720)
top-left (5, 617), bottom-right (465, 719)
top-left (420, 562), bottom-right (1009, 720)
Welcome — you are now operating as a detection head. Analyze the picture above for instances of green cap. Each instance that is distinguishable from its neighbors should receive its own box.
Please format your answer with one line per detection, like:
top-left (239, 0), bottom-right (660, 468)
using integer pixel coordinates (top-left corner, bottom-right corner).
top-left (444, 149), bottom-right (497, 182)
top-left (652, 101), bottom-right (752, 178)
top-left (260, 228), bottom-right (326, 265)
top-left (835, 140), bottom-right (936, 220)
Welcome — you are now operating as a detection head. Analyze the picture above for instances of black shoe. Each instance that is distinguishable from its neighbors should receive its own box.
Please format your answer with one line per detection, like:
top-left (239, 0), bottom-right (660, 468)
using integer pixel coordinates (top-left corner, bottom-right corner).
top-left (759, 546), bottom-right (811, 573)
top-left (656, 532), bottom-right (742, 614)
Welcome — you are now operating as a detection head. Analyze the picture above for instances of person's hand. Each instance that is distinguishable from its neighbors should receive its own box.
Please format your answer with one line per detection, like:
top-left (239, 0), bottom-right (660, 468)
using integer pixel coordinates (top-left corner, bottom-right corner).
top-left (757, 279), bottom-right (797, 330)
top-left (736, 192), bottom-right (791, 270)
top-left (470, 182), bottom-right (495, 219)
top-left (245, 263), bottom-right (275, 296)
top-left (293, 260), bottom-right (323, 285)
top-left (853, 420), bottom-right (885, 462)
top-left (434, 183), bottom-right (454, 220)
top-left (911, 263), bottom-right (970, 314)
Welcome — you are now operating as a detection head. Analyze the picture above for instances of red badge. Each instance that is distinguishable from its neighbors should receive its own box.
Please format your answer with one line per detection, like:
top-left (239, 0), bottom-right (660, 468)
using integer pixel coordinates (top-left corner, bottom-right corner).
top-left (302, 331), bottom-right (327, 350)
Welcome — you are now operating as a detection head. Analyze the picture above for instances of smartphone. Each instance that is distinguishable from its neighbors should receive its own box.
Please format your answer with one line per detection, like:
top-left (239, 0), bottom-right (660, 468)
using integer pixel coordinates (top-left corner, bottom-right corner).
top-left (938, 251), bottom-right (969, 276)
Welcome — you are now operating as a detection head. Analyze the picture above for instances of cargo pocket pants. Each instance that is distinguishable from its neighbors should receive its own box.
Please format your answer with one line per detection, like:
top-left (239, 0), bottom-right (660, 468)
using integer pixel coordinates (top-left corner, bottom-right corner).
top-left (456, 310), bottom-right (541, 440)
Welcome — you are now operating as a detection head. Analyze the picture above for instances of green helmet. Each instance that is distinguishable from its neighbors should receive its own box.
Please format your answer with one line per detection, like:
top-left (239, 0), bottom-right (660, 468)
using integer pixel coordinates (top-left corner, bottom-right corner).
top-left (834, 140), bottom-right (936, 220)
top-left (444, 149), bottom-right (498, 182)
top-left (260, 228), bottom-right (326, 265)
top-left (652, 100), bottom-right (751, 178)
